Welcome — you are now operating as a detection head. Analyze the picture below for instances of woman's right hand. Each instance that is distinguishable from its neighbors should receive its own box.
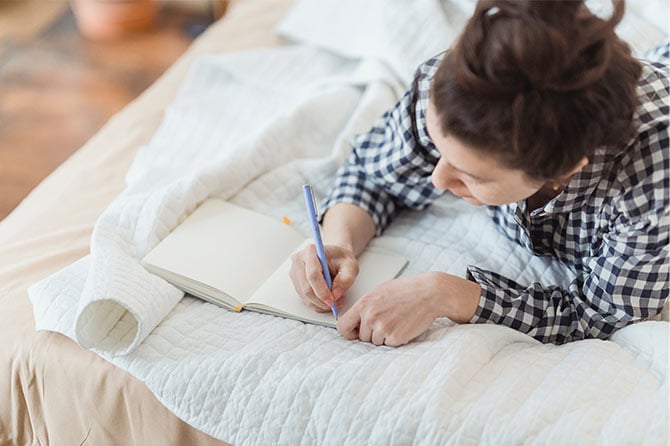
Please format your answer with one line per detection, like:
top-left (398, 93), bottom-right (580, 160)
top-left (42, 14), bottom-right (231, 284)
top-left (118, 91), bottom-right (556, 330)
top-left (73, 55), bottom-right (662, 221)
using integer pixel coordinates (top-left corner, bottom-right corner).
top-left (289, 243), bottom-right (360, 313)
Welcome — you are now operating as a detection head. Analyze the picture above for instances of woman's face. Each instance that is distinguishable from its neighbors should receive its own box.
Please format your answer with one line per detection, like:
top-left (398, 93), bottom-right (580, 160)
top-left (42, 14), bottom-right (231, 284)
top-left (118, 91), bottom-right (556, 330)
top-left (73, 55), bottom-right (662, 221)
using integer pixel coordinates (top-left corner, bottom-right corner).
top-left (426, 104), bottom-right (545, 206)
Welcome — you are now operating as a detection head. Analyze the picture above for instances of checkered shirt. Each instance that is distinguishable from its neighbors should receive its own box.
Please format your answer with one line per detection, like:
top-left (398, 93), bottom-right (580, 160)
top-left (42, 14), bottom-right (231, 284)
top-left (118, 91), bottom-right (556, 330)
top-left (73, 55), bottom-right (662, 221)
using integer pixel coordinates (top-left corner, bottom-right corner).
top-left (323, 44), bottom-right (669, 344)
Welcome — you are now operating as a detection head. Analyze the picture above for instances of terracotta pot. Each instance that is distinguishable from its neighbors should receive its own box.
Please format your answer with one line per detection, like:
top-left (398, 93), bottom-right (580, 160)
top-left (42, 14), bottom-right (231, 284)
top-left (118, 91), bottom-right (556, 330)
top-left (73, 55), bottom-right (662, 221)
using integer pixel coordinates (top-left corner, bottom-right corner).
top-left (71, 0), bottom-right (158, 41)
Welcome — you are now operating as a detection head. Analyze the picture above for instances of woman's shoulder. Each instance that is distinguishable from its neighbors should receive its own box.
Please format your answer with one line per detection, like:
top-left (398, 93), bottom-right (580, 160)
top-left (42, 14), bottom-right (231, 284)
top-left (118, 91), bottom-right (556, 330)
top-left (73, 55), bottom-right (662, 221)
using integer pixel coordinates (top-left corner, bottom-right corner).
top-left (636, 45), bottom-right (669, 120)
top-left (626, 55), bottom-right (668, 163)
top-left (604, 59), bottom-right (668, 224)
top-left (414, 52), bottom-right (446, 83)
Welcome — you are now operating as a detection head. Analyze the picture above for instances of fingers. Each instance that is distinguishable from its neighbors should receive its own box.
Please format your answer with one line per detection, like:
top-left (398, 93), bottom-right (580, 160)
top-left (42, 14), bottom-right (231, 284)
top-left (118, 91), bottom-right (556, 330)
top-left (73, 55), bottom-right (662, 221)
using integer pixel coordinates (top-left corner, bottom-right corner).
top-left (358, 323), bottom-right (372, 343)
top-left (289, 243), bottom-right (362, 319)
top-left (336, 288), bottom-right (409, 347)
top-left (338, 315), bottom-right (390, 346)
top-left (289, 245), bottom-right (332, 312)
top-left (371, 330), bottom-right (386, 346)
top-left (361, 325), bottom-right (389, 346)
top-left (336, 301), bottom-right (361, 340)
top-left (338, 305), bottom-right (384, 345)
top-left (331, 258), bottom-right (358, 302)
top-left (305, 248), bottom-right (335, 307)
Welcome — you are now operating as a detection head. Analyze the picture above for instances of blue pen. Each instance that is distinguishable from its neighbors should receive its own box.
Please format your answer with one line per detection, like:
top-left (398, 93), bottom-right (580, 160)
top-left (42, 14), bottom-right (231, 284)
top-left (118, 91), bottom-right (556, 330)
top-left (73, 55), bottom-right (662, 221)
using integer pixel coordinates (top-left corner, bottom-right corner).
top-left (302, 184), bottom-right (338, 319)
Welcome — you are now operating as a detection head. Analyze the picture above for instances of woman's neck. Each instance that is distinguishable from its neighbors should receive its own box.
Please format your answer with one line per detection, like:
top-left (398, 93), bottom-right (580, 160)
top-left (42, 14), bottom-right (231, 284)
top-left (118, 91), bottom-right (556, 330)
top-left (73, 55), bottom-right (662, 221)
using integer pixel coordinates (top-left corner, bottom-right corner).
top-left (526, 182), bottom-right (565, 211)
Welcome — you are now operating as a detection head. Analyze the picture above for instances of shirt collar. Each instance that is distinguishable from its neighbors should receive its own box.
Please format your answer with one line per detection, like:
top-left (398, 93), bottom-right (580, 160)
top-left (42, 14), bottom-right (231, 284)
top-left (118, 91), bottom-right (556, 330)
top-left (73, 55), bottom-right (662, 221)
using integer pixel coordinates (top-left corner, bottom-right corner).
top-left (519, 145), bottom-right (616, 217)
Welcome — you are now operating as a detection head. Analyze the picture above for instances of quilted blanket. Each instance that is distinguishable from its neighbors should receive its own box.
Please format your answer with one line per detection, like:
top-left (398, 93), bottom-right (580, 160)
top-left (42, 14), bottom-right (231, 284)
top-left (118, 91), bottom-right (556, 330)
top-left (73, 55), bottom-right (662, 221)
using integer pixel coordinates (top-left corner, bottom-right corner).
top-left (29, 0), bottom-right (669, 444)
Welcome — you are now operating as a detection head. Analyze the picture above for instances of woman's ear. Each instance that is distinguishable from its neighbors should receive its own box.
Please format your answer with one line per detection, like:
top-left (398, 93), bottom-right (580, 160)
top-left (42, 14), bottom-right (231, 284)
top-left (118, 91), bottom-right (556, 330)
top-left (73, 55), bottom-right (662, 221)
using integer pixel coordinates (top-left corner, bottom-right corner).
top-left (558, 157), bottom-right (589, 181)
top-left (549, 157), bottom-right (589, 191)
top-left (568, 157), bottom-right (589, 175)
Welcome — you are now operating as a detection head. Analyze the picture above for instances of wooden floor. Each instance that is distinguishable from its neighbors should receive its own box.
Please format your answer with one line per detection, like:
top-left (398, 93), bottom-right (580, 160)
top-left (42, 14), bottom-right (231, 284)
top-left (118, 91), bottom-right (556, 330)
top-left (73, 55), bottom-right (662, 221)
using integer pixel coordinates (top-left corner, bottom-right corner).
top-left (0, 1), bottom-right (218, 220)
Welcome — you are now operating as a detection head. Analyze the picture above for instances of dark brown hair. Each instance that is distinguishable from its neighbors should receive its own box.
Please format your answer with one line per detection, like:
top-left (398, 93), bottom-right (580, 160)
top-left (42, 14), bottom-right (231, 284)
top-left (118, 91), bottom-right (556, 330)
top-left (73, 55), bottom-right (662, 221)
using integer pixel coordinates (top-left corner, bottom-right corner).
top-left (431, 0), bottom-right (642, 179)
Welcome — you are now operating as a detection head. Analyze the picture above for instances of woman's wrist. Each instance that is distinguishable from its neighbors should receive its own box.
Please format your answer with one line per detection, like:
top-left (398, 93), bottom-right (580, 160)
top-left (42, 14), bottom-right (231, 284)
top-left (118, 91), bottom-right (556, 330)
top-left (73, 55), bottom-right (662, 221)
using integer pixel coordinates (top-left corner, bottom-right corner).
top-left (431, 272), bottom-right (482, 324)
top-left (322, 203), bottom-right (376, 255)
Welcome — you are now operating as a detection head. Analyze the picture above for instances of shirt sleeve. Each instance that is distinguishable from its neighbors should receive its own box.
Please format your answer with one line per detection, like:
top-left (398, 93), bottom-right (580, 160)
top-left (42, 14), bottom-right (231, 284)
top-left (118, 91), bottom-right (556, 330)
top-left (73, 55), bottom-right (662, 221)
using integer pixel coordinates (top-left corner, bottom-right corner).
top-left (468, 203), bottom-right (670, 345)
top-left (322, 57), bottom-right (445, 234)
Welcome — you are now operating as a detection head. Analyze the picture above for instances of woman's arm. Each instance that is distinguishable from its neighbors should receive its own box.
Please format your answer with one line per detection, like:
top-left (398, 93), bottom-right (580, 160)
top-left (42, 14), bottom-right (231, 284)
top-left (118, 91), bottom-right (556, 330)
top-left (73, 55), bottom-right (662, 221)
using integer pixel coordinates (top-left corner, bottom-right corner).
top-left (321, 56), bottom-right (445, 235)
top-left (322, 203), bottom-right (376, 256)
top-left (467, 203), bottom-right (669, 344)
top-left (337, 272), bottom-right (482, 346)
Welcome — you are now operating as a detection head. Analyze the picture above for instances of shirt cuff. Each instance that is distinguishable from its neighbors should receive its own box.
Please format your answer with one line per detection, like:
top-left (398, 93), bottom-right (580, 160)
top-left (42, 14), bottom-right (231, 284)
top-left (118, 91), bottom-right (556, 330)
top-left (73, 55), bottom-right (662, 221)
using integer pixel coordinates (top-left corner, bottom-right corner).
top-left (465, 265), bottom-right (518, 325)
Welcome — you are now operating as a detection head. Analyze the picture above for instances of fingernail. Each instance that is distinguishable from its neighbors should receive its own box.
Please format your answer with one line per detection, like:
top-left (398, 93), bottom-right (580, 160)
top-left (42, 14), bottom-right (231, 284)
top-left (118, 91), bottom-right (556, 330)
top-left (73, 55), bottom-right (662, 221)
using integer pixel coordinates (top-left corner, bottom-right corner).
top-left (332, 287), bottom-right (344, 299)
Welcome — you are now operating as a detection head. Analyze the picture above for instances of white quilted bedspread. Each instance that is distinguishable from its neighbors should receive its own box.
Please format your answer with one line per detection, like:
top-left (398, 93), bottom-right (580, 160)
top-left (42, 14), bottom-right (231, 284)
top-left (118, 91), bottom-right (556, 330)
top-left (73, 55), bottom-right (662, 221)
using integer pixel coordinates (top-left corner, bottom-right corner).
top-left (29, 0), bottom-right (669, 444)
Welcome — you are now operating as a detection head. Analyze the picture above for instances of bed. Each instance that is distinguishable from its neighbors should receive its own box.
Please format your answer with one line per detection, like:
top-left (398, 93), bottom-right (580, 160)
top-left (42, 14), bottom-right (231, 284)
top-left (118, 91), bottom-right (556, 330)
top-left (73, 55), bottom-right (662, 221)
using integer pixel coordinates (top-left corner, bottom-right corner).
top-left (1, 0), bottom-right (668, 445)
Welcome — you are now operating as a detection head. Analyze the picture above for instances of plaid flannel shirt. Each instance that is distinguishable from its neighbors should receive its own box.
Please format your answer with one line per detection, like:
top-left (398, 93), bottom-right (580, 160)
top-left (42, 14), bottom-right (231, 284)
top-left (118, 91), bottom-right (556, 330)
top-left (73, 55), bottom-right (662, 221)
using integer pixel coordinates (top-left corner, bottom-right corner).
top-left (323, 44), bottom-right (669, 344)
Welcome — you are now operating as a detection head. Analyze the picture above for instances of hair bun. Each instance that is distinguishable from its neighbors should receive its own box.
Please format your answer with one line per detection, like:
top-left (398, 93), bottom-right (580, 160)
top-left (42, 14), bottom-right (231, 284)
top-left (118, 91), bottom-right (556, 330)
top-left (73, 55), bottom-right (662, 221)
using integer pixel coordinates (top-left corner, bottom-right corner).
top-left (454, 0), bottom-right (624, 94)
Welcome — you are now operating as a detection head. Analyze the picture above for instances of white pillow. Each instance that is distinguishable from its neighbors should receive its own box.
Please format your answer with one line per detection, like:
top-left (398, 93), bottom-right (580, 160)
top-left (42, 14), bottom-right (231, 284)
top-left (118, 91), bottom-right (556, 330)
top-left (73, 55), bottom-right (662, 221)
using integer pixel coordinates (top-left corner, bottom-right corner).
top-left (276, 0), bottom-right (474, 85)
top-left (277, 0), bottom-right (669, 88)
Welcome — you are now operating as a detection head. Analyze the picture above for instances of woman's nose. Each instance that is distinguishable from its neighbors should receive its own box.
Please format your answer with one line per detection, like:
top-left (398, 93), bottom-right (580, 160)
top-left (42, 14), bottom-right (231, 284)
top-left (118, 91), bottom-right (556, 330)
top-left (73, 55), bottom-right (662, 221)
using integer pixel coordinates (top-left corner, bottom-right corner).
top-left (431, 159), bottom-right (459, 190)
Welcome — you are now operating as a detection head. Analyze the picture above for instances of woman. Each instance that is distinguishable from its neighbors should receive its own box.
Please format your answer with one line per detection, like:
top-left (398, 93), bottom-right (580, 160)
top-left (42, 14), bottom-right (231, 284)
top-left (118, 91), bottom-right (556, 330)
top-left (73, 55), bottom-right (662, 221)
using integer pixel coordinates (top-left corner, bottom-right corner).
top-left (289, 0), bottom-right (669, 346)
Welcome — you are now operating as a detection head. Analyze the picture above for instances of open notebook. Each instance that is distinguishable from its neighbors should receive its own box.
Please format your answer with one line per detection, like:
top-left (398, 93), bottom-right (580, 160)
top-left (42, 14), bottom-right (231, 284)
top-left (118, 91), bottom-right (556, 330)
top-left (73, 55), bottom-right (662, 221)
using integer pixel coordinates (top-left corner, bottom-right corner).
top-left (142, 199), bottom-right (408, 327)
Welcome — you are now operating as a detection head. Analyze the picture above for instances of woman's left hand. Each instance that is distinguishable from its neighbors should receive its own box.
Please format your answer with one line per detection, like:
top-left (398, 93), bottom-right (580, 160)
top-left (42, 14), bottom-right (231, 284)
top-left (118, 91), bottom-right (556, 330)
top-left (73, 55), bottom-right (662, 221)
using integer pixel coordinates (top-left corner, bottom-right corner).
top-left (336, 272), bottom-right (481, 347)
